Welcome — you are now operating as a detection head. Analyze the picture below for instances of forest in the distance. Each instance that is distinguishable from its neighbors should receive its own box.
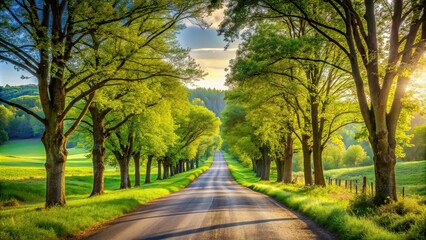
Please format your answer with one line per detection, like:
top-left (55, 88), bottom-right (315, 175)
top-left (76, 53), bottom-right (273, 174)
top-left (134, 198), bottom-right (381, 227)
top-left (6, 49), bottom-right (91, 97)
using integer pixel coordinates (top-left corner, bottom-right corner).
top-left (0, 85), bottom-right (226, 143)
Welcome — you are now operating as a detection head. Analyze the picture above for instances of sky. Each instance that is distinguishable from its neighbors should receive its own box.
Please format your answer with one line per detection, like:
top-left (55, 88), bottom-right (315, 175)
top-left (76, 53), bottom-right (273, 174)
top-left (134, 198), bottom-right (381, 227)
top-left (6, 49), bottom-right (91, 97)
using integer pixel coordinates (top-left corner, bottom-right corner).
top-left (0, 9), bottom-right (236, 90)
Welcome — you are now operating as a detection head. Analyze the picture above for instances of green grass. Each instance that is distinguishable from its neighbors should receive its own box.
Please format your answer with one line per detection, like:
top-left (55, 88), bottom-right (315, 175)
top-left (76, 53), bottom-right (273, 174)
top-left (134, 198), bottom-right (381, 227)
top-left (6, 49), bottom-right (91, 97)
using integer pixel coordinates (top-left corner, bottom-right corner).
top-left (324, 161), bottom-right (426, 196)
top-left (0, 139), bottom-right (214, 240)
top-left (223, 152), bottom-right (426, 240)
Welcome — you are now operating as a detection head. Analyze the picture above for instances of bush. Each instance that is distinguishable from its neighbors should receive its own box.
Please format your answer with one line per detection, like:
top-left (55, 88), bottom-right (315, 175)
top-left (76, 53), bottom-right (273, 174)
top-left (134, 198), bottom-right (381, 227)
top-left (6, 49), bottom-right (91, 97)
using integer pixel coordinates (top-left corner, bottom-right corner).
top-left (348, 194), bottom-right (376, 216)
top-left (0, 129), bottom-right (8, 145)
top-left (0, 199), bottom-right (21, 208)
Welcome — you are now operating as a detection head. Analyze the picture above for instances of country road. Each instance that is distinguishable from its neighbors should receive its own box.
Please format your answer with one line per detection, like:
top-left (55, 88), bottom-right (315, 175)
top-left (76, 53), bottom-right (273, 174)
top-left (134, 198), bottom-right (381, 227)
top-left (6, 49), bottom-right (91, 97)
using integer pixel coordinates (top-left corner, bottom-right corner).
top-left (86, 152), bottom-right (336, 240)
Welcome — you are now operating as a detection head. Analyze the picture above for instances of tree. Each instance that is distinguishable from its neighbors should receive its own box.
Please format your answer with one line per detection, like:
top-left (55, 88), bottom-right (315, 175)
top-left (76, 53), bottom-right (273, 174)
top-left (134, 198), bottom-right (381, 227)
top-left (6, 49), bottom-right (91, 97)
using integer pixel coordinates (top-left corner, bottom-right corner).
top-left (221, 103), bottom-right (261, 169)
top-left (135, 99), bottom-right (178, 185)
top-left (189, 88), bottom-right (226, 117)
top-left (405, 124), bottom-right (426, 161)
top-left (222, 87), bottom-right (288, 182)
top-left (343, 145), bottom-right (370, 167)
top-left (0, 105), bottom-right (13, 144)
top-left (167, 103), bottom-right (220, 174)
top-left (0, 0), bottom-right (212, 207)
top-left (225, 22), bottom-right (358, 185)
top-left (219, 0), bottom-right (425, 204)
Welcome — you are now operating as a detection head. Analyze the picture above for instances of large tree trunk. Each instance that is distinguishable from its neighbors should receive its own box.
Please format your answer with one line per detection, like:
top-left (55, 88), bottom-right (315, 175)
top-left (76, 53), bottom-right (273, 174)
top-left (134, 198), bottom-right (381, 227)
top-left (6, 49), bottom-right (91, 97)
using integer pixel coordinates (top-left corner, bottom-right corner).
top-left (163, 164), bottom-right (168, 179)
top-left (157, 159), bottom-right (162, 180)
top-left (179, 160), bottom-right (184, 173)
top-left (42, 127), bottom-right (68, 208)
top-left (283, 133), bottom-right (293, 184)
top-left (301, 134), bottom-right (313, 185)
top-left (170, 164), bottom-right (175, 176)
top-left (256, 158), bottom-right (263, 178)
top-left (133, 152), bottom-right (141, 187)
top-left (186, 160), bottom-right (190, 171)
top-left (118, 157), bottom-right (131, 189)
top-left (89, 106), bottom-right (106, 196)
top-left (370, 132), bottom-right (398, 203)
top-left (274, 158), bottom-right (284, 182)
top-left (195, 158), bottom-right (199, 168)
top-left (260, 146), bottom-right (271, 180)
top-left (145, 155), bottom-right (153, 184)
top-left (163, 161), bottom-right (169, 179)
top-left (311, 93), bottom-right (326, 186)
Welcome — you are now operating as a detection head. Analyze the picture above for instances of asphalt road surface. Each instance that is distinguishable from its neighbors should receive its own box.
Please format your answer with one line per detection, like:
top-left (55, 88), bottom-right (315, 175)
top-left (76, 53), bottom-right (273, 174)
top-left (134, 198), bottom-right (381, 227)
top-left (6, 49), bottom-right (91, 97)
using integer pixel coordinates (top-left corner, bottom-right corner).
top-left (86, 152), bottom-right (336, 240)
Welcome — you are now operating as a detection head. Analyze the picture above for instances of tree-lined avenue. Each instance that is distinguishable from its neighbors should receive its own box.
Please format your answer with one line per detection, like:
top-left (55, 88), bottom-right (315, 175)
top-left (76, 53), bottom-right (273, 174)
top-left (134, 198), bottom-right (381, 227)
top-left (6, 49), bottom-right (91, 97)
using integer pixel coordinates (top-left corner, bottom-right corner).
top-left (85, 152), bottom-right (335, 240)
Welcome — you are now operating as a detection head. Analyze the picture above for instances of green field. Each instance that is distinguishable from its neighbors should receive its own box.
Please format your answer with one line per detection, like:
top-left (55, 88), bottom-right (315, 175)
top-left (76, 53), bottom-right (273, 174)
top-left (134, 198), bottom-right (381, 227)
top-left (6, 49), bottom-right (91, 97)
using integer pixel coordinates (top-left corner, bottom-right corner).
top-left (224, 152), bottom-right (426, 240)
top-left (324, 161), bottom-right (426, 196)
top-left (0, 139), bottom-right (213, 239)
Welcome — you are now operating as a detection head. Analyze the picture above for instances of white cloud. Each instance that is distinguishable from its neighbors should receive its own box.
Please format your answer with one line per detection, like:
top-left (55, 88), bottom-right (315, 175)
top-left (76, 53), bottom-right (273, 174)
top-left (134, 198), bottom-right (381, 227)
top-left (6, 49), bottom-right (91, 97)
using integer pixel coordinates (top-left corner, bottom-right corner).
top-left (205, 8), bottom-right (225, 29)
top-left (191, 48), bottom-right (237, 52)
top-left (187, 47), bottom-right (236, 90)
top-left (183, 8), bottom-right (225, 29)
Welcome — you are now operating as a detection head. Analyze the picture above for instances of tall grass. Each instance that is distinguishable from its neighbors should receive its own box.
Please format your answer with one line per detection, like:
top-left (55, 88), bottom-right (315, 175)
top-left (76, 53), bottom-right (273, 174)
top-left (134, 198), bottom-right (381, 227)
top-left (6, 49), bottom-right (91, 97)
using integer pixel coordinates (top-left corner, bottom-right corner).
top-left (224, 152), bottom-right (426, 240)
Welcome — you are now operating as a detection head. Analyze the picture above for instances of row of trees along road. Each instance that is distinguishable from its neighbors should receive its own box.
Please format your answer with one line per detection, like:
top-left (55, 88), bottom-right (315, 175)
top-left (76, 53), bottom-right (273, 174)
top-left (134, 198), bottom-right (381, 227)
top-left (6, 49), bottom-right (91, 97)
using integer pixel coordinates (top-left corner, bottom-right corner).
top-left (0, 0), bottom-right (220, 208)
top-left (218, 0), bottom-right (425, 205)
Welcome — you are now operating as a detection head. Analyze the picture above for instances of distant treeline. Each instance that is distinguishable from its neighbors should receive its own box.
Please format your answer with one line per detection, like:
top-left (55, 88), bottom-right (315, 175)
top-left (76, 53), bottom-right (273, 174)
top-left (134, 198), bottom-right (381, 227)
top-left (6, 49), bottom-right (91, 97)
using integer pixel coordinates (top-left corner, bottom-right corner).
top-left (189, 88), bottom-right (226, 117)
top-left (0, 84), bottom-right (38, 100)
top-left (0, 85), bottom-right (226, 144)
top-left (0, 85), bottom-right (43, 143)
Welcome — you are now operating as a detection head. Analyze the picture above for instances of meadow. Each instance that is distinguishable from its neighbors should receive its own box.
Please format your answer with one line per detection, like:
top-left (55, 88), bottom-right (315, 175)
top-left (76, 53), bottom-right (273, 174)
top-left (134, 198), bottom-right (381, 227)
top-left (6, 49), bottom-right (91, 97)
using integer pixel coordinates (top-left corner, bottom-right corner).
top-left (224, 152), bottom-right (426, 240)
top-left (0, 139), bottom-right (213, 239)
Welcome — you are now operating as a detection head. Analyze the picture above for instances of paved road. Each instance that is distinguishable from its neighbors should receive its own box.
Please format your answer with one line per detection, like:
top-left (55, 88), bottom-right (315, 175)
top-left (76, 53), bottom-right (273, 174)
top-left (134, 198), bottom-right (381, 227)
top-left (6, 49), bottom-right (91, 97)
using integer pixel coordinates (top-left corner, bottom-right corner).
top-left (86, 152), bottom-right (335, 240)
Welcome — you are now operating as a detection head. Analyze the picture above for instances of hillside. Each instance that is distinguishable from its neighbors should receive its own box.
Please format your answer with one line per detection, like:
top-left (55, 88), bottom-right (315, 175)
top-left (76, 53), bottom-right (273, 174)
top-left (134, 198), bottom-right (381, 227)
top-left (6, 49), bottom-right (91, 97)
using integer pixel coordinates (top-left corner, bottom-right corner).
top-left (189, 88), bottom-right (226, 117)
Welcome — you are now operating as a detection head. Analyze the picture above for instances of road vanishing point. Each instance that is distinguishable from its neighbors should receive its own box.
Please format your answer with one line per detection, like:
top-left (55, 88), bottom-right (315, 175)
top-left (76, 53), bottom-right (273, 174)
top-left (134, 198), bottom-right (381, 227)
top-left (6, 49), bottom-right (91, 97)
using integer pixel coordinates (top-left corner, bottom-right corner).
top-left (85, 152), bottom-right (336, 240)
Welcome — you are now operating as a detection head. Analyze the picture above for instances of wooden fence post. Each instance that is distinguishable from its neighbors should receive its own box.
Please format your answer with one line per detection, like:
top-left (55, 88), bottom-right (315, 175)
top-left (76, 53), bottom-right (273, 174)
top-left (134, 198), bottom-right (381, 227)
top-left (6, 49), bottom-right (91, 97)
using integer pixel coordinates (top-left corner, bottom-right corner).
top-left (402, 187), bottom-right (405, 199)
top-left (362, 176), bottom-right (367, 194)
top-left (355, 180), bottom-right (358, 194)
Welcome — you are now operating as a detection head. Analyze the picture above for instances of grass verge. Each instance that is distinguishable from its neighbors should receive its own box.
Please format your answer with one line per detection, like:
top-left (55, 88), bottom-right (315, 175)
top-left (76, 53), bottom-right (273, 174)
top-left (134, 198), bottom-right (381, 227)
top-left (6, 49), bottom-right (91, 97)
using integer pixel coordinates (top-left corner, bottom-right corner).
top-left (0, 158), bottom-right (213, 240)
top-left (223, 152), bottom-right (426, 240)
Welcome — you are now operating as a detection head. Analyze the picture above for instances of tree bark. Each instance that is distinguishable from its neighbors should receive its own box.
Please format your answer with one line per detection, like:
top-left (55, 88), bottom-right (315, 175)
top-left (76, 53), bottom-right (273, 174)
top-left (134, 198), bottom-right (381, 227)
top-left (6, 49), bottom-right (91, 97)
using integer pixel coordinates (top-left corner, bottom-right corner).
top-left (195, 158), bottom-right (199, 168)
top-left (311, 92), bottom-right (326, 186)
top-left (42, 127), bottom-right (68, 208)
top-left (370, 132), bottom-right (398, 203)
top-left (179, 160), bottom-right (185, 173)
top-left (274, 158), bottom-right (284, 182)
top-left (145, 155), bottom-right (153, 184)
top-left (186, 160), bottom-right (190, 171)
top-left (301, 134), bottom-right (313, 185)
top-left (157, 159), bottom-right (162, 180)
top-left (118, 157), bottom-right (131, 189)
top-left (163, 161), bottom-right (169, 179)
top-left (283, 133), bottom-right (293, 184)
top-left (89, 106), bottom-right (106, 196)
top-left (251, 159), bottom-right (257, 173)
top-left (112, 133), bottom-right (133, 189)
top-left (133, 152), bottom-right (141, 187)
top-left (260, 145), bottom-right (271, 180)
top-left (256, 158), bottom-right (263, 178)
top-left (170, 164), bottom-right (175, 176)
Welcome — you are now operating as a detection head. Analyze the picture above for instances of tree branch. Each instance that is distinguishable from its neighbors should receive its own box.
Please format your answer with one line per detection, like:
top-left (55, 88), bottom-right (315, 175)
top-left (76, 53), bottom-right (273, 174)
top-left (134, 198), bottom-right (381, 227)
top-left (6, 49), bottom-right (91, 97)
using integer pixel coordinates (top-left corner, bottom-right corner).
top-left (0, 97), bottom-right (46, 124)
top-left (64, 93), bottom-right (95, 137)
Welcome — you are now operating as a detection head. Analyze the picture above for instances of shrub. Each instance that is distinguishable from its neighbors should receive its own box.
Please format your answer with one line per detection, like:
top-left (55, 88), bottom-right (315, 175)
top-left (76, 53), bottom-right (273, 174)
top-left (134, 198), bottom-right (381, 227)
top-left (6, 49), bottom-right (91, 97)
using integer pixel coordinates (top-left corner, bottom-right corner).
top-left (348, 194), bottom-right (376, 216)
